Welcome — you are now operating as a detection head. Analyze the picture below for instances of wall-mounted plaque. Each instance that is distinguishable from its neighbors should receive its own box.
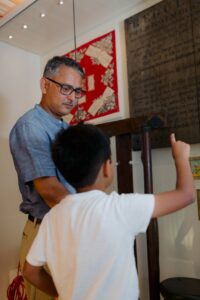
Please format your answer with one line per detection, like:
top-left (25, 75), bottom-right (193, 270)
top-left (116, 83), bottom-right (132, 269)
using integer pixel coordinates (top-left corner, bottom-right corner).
top-left (125, 0), bottom-right (200, 148)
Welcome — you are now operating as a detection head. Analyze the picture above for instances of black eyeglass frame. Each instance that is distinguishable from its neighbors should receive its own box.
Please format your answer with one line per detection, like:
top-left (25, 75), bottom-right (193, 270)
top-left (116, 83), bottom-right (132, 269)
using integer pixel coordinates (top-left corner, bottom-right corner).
top-left (45, 77), bottom-right (86, 99)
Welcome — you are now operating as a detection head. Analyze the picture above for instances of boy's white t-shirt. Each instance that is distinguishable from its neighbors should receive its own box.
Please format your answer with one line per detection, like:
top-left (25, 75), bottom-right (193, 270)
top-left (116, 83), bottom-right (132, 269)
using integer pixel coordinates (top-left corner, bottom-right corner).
top-left (27, 190), bottom-right (154, 300)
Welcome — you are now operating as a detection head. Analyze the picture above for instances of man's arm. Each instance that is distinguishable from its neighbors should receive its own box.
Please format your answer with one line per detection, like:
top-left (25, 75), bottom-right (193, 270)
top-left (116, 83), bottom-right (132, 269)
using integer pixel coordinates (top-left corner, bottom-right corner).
top-left (152, 134), bottom-right (195, 218)
top-left (23, 261), bottom-right (58, 297)
top-left (33, 176), bottom-right (68, 208)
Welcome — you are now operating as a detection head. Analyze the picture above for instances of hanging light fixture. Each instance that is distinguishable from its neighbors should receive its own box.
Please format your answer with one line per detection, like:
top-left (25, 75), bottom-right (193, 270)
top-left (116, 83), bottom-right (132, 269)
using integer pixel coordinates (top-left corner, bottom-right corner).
top-left (72, 0), bottom-right (82, 122)
top-left (72, 0), bottom-right (77, 61)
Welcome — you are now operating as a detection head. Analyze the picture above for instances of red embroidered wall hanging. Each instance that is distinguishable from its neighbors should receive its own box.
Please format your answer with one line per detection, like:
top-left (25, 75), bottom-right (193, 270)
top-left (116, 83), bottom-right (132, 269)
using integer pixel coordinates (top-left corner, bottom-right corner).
top-left (63, 30), bottom-right (119, 124)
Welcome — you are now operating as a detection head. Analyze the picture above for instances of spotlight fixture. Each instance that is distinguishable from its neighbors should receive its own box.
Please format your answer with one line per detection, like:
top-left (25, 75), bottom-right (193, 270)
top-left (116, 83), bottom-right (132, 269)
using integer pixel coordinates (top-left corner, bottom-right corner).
top-left (23, 24), bottom-right (28, 29)
top-left (40, 12), bottom-right (46, 18)
top-left (59, 0), bottom-right (64, 5)
top-left (9, 35), bottom-right (13, 39)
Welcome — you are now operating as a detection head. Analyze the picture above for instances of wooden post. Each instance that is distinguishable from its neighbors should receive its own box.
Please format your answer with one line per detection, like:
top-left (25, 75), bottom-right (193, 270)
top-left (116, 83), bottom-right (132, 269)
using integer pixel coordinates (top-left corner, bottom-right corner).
top-left (115, 134), bottom-right (133, 194)
top-left (141, 126), bottom-right (160, 300)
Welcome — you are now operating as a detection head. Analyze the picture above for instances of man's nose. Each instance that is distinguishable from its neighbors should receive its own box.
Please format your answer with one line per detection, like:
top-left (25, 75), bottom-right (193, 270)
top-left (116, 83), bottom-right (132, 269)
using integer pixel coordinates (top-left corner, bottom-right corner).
top-left (67, 91), bottom-right (77, 102)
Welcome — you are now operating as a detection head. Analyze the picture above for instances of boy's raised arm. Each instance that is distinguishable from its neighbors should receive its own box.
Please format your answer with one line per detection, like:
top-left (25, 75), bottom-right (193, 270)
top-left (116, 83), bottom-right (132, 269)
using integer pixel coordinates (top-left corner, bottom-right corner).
top-left (152, 134), bottom-right (195, 218)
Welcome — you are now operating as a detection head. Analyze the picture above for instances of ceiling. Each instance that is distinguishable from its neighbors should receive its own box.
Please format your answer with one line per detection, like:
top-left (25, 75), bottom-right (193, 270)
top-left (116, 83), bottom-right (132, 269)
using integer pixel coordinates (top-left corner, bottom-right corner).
top-left (0, 0), bottom-right (145, 55)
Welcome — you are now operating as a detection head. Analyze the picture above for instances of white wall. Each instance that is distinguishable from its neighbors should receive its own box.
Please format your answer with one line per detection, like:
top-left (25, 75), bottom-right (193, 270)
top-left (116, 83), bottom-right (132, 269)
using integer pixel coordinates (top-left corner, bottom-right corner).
top-left (133, 144), bottom-right (200, 300)
top-left (156, 144), bottom-right (200, 279)
top-left (0, 41), bottom-right (41, 300)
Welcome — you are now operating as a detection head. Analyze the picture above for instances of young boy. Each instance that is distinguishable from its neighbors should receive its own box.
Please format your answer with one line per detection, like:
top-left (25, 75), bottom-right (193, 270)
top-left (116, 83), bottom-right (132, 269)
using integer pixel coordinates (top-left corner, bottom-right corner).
top-left (23, 124), bottom-right (195, 300)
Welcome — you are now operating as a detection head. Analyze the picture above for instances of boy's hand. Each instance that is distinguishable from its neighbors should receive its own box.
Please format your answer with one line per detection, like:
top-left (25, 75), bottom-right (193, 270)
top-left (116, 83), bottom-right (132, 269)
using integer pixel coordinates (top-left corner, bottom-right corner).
top-left (170, 133), bottom-right (190, 161)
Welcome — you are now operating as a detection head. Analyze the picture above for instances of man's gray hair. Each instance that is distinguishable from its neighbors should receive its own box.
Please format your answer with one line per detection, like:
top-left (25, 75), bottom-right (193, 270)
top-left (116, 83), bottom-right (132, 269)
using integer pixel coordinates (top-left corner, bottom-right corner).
top-left (43, 56), bottom-right (85, 78)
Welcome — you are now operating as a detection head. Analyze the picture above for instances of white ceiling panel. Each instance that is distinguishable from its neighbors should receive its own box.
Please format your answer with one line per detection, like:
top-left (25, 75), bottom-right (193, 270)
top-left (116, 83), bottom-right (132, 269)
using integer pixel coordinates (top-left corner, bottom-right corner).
top-left (0, 0), bottom-right (145, 55)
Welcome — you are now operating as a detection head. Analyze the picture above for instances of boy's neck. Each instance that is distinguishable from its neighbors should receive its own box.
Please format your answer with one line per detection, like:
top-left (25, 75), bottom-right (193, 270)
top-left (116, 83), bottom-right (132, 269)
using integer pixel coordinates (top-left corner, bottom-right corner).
top-left (76, 162), bottom-right (112, 193)
top-left (77, 183), bottom-right (107, 193)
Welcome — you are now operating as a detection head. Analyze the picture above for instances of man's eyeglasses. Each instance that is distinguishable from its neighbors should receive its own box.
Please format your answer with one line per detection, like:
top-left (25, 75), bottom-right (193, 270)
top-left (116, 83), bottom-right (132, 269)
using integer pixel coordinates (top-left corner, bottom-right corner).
top-left (45, 77), bottom-right (86, 99)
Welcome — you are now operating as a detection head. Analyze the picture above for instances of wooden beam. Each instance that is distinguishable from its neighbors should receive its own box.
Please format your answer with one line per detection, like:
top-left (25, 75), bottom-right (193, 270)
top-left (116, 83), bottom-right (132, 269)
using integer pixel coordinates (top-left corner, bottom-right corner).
top-left (97, 116), bottom-right (147, 137)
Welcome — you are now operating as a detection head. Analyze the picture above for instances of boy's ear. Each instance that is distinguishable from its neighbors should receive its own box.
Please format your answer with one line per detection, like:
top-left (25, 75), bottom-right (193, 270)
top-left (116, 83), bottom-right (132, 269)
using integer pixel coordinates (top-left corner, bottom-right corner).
top-left (102, 159), bottom-right (112, 178)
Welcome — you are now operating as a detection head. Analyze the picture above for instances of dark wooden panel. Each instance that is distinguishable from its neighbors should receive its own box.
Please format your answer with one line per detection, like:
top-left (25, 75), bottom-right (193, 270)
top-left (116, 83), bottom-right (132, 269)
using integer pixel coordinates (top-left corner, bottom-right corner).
top-left (125, 0), bottom-right (200, 148)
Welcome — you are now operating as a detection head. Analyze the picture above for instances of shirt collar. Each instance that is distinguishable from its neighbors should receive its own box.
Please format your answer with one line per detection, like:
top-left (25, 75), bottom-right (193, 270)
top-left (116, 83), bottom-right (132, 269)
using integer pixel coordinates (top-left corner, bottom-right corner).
top-left (35, 104), bottom-right (66, 126)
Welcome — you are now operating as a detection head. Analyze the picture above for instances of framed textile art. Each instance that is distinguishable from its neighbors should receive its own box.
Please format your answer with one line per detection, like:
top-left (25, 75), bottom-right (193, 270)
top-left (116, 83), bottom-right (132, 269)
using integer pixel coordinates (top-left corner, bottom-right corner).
top-left (63, 30), bottom-right (119, 124)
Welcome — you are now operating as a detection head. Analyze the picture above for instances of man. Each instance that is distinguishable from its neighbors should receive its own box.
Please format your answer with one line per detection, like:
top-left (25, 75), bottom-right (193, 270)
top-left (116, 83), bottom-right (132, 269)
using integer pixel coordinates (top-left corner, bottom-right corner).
top-left (9, 56), bottom-right (85, 300)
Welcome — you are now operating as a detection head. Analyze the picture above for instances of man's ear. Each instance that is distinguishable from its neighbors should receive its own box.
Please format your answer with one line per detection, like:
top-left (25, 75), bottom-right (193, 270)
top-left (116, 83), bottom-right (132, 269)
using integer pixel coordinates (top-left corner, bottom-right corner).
top-left (40, 77), bottom-right (48, 94)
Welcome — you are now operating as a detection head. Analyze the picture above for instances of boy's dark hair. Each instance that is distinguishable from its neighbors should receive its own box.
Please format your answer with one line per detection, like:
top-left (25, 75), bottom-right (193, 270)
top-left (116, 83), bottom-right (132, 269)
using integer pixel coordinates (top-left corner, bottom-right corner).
top-left (52, 123), bottom-right (111, 188)
top-left (43, 55), bottom-right (85, 79)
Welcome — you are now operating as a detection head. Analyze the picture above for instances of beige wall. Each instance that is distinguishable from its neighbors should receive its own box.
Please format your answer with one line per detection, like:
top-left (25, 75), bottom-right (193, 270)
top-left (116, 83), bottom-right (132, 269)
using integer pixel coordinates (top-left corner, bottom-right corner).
top-left (0, 41), bottom-right (41, 300)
